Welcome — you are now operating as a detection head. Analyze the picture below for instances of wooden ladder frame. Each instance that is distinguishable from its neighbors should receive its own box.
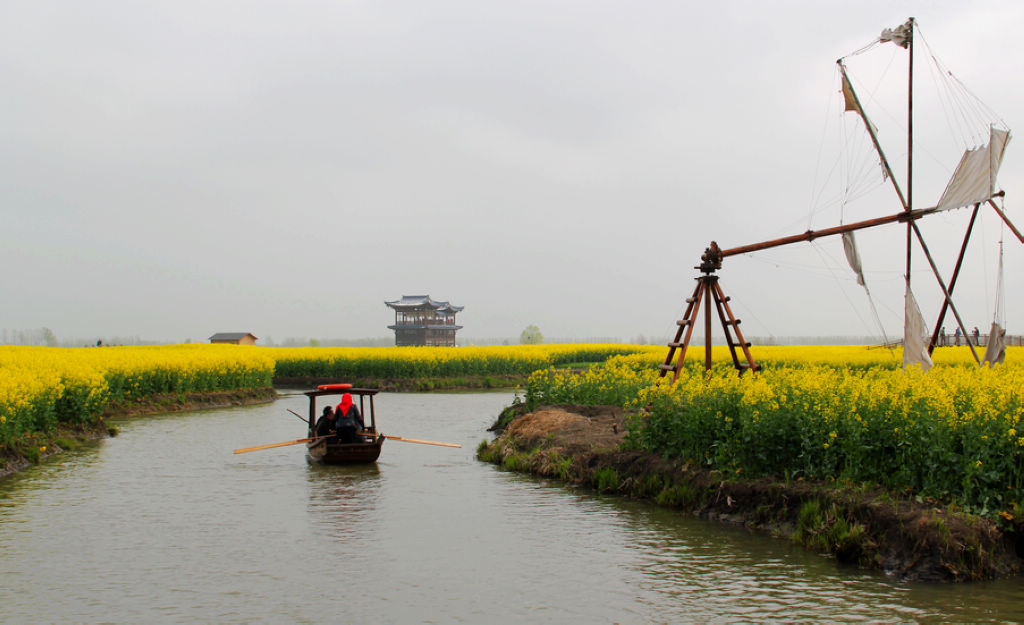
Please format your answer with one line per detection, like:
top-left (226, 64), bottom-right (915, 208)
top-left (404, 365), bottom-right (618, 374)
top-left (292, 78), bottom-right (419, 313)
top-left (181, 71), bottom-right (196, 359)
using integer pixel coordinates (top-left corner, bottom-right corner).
top-left (658, 274), bottom-right (760, 383)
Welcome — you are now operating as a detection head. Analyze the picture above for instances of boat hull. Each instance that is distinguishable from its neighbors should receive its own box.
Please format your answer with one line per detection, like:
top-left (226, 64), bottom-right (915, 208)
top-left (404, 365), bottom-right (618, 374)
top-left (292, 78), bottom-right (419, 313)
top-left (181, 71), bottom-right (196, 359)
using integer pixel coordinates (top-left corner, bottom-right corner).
top-left (306, 434), bottom-right (385, 465)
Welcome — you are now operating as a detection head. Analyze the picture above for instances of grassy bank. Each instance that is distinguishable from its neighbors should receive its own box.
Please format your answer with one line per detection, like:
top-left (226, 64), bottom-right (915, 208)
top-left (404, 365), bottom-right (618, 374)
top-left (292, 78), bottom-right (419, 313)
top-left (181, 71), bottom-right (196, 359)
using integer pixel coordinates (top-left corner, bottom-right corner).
top-left (479, 403), bottom-right (1023, 582)
top-left (522, 348), bottom-right (1024, 517)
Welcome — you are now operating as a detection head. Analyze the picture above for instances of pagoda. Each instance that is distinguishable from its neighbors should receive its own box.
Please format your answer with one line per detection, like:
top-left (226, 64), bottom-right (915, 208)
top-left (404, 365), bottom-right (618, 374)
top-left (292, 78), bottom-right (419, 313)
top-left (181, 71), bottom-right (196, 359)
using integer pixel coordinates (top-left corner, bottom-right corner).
top-left (385, 295), bottom-right (464, 347)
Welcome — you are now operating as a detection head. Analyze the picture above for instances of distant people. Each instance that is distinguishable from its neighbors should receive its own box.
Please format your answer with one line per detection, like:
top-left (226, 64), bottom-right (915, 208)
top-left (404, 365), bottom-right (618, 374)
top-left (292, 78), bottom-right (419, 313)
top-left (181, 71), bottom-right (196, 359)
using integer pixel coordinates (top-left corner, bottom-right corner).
top-left (973, 326), bottom-right (981, 344)
top-left (314, 405), bottom-right (335, 437)
top-left (334, 393), bottom-right (364, 443)
top-left (939, 327), bottom-right (946, 347)
top-left (954, 327), bottom-right (961, 346)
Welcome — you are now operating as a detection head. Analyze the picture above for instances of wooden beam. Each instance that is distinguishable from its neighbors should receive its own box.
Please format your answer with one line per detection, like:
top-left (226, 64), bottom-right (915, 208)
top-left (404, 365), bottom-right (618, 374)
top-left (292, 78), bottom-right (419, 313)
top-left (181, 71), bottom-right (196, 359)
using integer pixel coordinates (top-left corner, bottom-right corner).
top-left (720, 207), bottom-right (934, 258)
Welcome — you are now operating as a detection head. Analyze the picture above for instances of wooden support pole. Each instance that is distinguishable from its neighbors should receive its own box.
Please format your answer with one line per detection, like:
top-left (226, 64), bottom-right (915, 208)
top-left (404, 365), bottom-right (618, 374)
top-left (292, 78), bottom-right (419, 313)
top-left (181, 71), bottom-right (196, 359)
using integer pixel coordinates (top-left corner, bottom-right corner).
top-left (929, 204), bottom-right (979, 353)
top-left (712, 281), bottom-right (759, 372)
top-left (675, 281), bottom-right (705, 382)
top-left (987, 198), bottom-right (1024, 244)
top-left (911, 222), bottom-right (981, 364)
top-left (705, 276), bottom-right (713, 371)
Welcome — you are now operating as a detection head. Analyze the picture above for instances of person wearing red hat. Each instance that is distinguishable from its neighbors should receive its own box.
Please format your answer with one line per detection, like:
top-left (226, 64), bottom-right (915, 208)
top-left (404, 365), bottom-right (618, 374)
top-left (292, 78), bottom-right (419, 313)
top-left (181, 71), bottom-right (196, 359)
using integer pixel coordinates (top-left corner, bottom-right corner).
top-left (333, 393), bottom-right (364, 443)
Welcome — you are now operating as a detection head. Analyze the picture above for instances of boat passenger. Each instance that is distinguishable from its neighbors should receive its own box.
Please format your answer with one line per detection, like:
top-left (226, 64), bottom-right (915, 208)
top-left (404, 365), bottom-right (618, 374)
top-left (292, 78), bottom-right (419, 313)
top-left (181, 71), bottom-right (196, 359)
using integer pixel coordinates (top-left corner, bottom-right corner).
top-left (334, 393), bottom-right (363, 443)
top-left (314, 406), bottom-right (335, 437)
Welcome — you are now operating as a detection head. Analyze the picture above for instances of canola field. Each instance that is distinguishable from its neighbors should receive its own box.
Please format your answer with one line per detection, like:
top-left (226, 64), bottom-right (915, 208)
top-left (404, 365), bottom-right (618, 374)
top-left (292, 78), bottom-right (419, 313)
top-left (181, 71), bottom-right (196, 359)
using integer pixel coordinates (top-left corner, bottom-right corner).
top-left (524, 346), bottom-right (1024, 514)
top-left (0, 345), bottom-right (276, 446)
top-left (5, 341), bottom-right (1022, 513)
top-left (0, 343), bottom-right (639, 448)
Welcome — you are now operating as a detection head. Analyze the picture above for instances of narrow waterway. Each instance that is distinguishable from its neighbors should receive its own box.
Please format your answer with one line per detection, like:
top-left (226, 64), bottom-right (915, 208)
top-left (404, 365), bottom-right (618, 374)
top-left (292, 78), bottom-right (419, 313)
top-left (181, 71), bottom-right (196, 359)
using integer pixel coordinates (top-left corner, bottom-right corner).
top-left (1, 391), bottom-right (1022, 623)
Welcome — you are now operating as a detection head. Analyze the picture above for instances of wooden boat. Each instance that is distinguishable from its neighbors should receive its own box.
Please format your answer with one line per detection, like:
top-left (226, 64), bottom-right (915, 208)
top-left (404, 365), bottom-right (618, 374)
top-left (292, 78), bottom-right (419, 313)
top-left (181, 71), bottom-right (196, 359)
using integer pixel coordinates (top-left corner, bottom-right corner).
top-left (304, 385), bottom-right (385, 465)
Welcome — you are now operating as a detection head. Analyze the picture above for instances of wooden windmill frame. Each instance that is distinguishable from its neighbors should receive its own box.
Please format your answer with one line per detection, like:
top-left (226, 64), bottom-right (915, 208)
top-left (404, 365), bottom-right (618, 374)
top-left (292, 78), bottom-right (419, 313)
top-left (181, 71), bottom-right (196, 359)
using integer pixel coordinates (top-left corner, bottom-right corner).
top-left (659, 18), bottom-right (1023, 384)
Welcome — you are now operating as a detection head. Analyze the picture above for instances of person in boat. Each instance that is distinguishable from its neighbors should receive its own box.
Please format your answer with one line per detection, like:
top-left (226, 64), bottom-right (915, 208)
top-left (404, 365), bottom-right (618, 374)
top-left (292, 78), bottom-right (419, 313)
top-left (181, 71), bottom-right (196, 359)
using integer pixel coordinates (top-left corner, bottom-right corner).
top-left (334, 393), bottom-right (364, 443)
top-left (314, 405), bottom-right (335, 438)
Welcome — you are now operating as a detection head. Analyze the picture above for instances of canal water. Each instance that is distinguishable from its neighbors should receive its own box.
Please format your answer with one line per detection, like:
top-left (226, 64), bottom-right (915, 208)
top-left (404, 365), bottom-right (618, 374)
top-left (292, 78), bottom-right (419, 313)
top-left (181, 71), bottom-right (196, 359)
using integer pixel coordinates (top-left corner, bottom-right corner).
top-left (2, 391), bottom-right (1023, 623)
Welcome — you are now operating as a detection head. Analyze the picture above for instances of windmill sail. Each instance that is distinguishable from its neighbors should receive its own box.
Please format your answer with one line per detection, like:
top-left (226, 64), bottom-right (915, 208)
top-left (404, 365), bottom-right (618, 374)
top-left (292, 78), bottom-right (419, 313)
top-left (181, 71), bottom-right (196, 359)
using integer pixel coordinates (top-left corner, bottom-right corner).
top-left (982, 241), bottom-right (1008, 367)
top-left (982, 322), bottom-right (1006, 366)
top-left (903, 284), bottom-right (933, 372)
top-left (935, 126), bottom-right (1011, 212)
top-left (841, 231), bottom-right (866, 287)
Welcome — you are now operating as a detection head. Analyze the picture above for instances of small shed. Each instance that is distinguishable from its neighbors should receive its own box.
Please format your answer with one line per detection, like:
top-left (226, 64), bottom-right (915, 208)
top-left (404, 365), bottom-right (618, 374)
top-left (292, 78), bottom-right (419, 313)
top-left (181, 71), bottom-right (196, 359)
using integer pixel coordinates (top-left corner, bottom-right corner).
top-left (209, 332), bottom-right (258, 346)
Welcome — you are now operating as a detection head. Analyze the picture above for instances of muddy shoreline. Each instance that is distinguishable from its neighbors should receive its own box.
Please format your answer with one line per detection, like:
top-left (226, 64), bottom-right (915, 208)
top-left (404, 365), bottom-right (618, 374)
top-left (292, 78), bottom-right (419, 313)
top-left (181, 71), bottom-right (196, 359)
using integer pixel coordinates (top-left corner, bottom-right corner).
top-left (1, 387), bottom-right (276, 479)
top-left (479, 403), bottom-right (1024, 583)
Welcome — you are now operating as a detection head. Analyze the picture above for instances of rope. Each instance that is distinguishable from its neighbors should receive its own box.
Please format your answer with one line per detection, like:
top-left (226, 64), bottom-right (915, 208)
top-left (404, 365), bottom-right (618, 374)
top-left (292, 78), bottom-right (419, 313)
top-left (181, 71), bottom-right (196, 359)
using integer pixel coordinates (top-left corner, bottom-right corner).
top-left (810, 241), bottom-right (891, 346)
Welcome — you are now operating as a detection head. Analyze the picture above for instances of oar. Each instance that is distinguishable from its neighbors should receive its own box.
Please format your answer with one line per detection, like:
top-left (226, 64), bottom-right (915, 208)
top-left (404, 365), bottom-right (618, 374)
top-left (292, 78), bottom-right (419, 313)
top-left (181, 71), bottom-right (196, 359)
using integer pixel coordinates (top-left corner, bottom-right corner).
top-left (370, 433), bottom-right (460, 448)
top-left (233, 436), bottom-right (329, 454)
top-left (387, 436), bottom-right (460, 448)
top-left (287, 408), bottom-right (310, 424)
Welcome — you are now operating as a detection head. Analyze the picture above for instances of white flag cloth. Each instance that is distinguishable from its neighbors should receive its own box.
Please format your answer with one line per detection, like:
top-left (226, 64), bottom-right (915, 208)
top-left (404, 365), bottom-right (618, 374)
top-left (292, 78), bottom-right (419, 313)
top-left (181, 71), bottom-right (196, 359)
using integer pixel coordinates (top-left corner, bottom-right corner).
top-left (982, 321), bottom-right (1007, 367)
top-left (842, 232), bottom-right (866, 287)
top-left (903, 284), bottom-right (934, 372)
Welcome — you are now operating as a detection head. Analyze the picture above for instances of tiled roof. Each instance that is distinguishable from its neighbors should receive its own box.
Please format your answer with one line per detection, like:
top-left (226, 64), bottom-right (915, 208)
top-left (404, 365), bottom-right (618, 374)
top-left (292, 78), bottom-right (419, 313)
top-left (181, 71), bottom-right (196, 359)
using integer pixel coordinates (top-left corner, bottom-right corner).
top-left (209, 332), bottom-right (257, 341)
top-left (385, 295), bottom-right (463, 313)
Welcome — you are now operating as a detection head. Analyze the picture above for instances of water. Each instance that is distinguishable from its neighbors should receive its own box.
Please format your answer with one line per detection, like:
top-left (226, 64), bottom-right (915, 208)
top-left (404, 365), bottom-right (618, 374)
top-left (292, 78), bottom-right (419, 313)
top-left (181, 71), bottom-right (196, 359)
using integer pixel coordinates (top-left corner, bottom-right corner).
top-left (2, 391), bottom-right (1023, 623)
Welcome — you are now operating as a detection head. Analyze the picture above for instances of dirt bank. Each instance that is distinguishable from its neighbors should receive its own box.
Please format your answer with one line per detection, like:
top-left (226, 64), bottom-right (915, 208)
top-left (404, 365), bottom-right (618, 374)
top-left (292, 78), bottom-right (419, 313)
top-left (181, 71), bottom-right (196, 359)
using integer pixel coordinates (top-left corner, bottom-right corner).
top-left (274, 375), bottom-right (523, 392)
top-left (1, 387), bottom-right (276, 479)
top-left (479, 404), bottom-right (1024, 583)
top-left (102, 387), bottom-right (277, 418)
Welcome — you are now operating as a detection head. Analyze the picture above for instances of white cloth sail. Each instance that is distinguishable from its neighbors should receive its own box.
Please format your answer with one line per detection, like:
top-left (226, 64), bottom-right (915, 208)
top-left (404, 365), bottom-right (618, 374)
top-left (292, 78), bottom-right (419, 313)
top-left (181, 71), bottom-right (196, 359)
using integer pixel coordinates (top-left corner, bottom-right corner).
top-left (841, 232), bottom-right (866, 287)
top-left (903, 284), bottom-right (933, 372)
top-left (879, 22), bottom-right (911, 48)
top-left (982, 321), bottom-right (1006, 367)
top-left (935, 127), bottom-right (1010, 211)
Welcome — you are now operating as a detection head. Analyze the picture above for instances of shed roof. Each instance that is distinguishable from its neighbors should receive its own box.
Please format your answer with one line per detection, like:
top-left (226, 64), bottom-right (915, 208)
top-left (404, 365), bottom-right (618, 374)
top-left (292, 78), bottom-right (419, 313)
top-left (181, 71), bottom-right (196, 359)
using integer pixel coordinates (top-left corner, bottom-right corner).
top-left (209, 332), bottom-right (258, 341)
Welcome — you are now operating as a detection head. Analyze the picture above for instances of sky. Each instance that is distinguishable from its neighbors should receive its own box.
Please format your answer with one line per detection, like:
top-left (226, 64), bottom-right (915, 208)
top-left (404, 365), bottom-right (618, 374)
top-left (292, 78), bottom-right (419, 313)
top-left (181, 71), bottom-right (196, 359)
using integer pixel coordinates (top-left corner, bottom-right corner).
top-left (2, 0), bottom-right (1022, 345)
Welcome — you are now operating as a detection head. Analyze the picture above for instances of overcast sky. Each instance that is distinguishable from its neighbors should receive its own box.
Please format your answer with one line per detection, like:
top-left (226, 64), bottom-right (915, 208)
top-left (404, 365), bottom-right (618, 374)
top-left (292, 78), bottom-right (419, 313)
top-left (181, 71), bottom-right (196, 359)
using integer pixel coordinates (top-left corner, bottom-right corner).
top-left (2, 1), bottom-right (1022, 345)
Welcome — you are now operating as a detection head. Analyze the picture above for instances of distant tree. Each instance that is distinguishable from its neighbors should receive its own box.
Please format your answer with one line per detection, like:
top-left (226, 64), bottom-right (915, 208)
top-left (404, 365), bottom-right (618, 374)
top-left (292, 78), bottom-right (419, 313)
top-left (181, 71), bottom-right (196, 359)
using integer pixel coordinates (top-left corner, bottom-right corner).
top-left (309, 338), bottom-right (321, 347)
top-left (520, 325), bottom-right (543, 345)
top-left (41, 327), bottom-right (57, 347)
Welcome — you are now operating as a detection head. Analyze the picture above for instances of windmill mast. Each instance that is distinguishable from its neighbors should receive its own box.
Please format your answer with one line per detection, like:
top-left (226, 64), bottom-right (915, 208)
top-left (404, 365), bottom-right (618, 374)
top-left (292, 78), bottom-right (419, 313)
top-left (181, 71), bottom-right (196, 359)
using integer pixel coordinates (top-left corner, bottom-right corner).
top-left (906, 17), bottom-right (915, 290)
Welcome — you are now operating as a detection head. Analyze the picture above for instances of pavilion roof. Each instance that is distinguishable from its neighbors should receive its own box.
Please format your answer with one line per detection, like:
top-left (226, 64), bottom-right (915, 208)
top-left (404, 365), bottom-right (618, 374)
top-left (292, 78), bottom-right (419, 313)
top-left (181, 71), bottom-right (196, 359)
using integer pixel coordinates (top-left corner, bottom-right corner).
top-left (384, 295), bottom-right (463, 313)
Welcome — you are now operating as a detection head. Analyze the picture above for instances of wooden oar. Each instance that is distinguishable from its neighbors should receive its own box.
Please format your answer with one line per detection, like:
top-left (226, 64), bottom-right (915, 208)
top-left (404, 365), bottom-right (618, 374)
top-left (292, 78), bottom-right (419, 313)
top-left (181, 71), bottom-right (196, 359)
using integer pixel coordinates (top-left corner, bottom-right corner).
top-left (287, 408), bottom-right (310, 424)
top-left (363, 432), bottom-right (460, 448)
top-left (233, 437), bottom-right (326, 454)
top-left (387, 436), bottom-right (460, 448)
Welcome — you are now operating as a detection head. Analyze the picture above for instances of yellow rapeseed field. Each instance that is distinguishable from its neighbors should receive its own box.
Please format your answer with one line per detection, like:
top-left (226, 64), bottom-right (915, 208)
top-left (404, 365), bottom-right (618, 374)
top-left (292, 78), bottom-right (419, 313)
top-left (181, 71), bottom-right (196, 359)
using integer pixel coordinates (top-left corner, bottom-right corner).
top-left (0, 345), bottom-right (275, 445)
top-left (524, 345), bottom-right (1023, 514)
top-left (0, 343), bottom-right (639, 446)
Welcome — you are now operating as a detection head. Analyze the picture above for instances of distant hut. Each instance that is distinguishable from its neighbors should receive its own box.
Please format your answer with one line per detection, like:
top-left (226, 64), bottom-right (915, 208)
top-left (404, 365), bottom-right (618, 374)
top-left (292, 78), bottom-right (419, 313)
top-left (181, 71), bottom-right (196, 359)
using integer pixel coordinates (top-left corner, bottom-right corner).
top-left (209, 332), bottom-right (258, 346)
top-left (385, 295), bottom-right (463, 347)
